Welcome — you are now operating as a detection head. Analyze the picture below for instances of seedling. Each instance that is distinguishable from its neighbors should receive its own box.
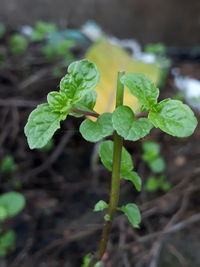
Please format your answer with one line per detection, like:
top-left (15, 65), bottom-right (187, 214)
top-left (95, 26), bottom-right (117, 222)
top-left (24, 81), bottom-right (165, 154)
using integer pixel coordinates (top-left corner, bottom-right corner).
top-left (24, 59), bottom-right (197, 265)
top-left (42, 39), bottom-right (74, 66)
top-left (0, 192), bottom-right (25, 256)
top-left (142, 141), bottom-right (165, 173)
top-left (9, 34), bottom-right (28, 55)
top-left (142, 141), bottom-right (171, 192)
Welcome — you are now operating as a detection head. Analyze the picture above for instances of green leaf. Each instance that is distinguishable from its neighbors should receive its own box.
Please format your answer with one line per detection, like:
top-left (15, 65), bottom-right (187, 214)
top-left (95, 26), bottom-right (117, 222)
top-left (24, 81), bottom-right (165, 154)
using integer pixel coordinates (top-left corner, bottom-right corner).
top-left (47, 91), bottom-right (72, 112)
top-left (70, 90), bottom-right (97, 117)
top-left (93, 200), bottom-right (108, 212)
top-left (0, 206), bottom-right (8, 221)
top-left (81, 254), bottom-right (100, 267)
top-left (121, 171), bottom-right (142, 192)
top-left (0, 230), bottom-right (16, 256)
top-left (145, 176), bottom-right (160, 192)
top-left (161, 181), bottom-right (171, 192)
top-left (148, 99), bottom-right (198, 137)
top-left (149, 156), bottom-right (165, 173)
top-left (142, 141), bottom-right (160, 162)
top-left (0, 192), bottom-right (25, 218)
top-left (121, 73), bottom-right (159, 110)
top-left (99, 140), bottom-right (133, 173)
top-left (80, 113), bottom-right (113, 142)
top-left (9, 34), bottom-right (28, 55)
top-left (31, 21), bottom-right (57, 41)
top-left (60, 59), bottom-right (99, 103)
top-left (112, 106), bottom-right (153, 141)
top-left (0, 155), bottom-right (17, 173)
top-left (24, 104), bottom-right (67, 149)
top-left (119, 203), bottom-right (141, 228)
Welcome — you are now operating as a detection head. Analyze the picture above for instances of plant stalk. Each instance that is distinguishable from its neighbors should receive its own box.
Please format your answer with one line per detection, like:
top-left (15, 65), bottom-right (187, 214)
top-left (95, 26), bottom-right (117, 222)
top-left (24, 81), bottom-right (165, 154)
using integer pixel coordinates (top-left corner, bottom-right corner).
top-left (89, 71), bottom-right (125, 266)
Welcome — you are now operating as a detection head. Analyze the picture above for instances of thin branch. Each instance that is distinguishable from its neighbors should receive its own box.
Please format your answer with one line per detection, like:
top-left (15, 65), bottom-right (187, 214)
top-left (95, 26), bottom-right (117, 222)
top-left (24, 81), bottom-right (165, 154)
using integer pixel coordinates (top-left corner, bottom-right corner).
top-left (72, 108), bottom-right (99, 118)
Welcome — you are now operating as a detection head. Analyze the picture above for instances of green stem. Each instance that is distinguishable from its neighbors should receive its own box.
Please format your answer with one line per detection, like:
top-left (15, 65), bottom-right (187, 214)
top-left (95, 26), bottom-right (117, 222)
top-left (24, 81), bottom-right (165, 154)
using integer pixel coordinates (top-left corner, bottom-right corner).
top-left (89, 71), bottom-right (125, 266)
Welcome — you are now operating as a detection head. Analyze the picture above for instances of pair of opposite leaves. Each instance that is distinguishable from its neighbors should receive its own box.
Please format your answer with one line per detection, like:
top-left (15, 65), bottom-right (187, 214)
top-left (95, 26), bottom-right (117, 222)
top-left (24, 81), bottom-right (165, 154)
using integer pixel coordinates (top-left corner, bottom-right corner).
top-left (80, 71), bottom-right (197, 143)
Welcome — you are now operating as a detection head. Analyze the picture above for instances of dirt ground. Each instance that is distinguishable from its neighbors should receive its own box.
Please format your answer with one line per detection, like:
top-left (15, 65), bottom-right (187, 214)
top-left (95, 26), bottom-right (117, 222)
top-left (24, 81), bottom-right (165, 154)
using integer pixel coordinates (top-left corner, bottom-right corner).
top-left (0, 33), bottom-right (200, 267)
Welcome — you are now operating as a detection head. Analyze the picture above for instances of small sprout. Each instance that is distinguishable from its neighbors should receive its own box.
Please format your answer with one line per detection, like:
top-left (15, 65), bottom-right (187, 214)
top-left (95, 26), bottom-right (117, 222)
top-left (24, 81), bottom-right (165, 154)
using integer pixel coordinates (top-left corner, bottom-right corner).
top-left (24, 59), bottom-right (197, 263)
top-left (42, 39), bottom-right (75, 61)
top-left (0, 192), bottom-right (25, 256)
top-left (142, 141), bottom-right (165, 173)
top-left (93, 200), bottom-right (108, 212)
top-left (9, 34), bottom-right (28, 55)
top-left (145, 175), bottom-right (171, 193)
top-left (30, 21), bottom-right (58, 41)
top-left (0, 155), bottom-right (17, 173)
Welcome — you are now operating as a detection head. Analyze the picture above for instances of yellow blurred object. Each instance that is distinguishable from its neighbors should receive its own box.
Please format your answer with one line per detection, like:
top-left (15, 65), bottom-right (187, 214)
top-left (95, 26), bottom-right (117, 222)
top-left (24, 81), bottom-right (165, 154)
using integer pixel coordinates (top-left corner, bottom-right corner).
top-left (86, 39), bottom-right (161, 116)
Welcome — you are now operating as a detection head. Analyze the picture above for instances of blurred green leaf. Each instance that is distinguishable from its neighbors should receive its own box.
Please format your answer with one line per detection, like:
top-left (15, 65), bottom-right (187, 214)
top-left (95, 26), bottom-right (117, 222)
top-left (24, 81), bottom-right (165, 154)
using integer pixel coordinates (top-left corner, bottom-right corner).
top-left (119, 203), bottom-right (141, 228)
top-left (0, 192), bottom-right (25, 218)
top-left (0, 230), bottom-right (16, 256)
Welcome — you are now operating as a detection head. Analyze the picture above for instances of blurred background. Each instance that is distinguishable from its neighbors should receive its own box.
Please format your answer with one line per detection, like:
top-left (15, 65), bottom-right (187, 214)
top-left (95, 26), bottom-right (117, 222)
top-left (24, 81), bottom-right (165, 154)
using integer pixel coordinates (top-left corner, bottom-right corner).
top-left (0, 0), bottom-right (200, 266)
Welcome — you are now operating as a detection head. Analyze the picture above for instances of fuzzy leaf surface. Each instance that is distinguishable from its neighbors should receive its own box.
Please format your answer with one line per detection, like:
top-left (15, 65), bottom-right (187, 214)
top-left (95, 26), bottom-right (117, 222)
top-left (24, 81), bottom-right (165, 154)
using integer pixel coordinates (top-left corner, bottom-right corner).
top-left (80, 113), bottom-right (113, 142)
top-left (112, 106), bottom-right (153, 141)
top-left (99, 140), bottom-right (133, 173)
top-left (148, 99), bottom-right (198, 137)
top-left (60, 59), bottom-right (99, 103)
top-left (121, 73), bottom-right (159, 110)
top-left (120, 203), bottom-right (141, 228)
top-left (24, 104), bottom-right (66, 149)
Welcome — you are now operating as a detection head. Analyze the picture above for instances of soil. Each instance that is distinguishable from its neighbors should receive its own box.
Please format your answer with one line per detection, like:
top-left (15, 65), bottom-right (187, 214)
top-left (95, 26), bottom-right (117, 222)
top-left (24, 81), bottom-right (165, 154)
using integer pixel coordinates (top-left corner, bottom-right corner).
top-left (0, 33), bottom-right (200, 267)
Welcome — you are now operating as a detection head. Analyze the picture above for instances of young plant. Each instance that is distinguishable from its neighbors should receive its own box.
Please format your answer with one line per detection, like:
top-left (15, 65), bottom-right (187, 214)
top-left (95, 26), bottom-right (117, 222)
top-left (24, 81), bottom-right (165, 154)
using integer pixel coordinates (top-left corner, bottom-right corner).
top-left (30, 21), bottom-right (58, 41)
top-left (142, 141), bottom-right (171, 192)
top-left (42, 39), bottom-right (75, 61)
top-left (0, 192), bottom-right (25, 256)
top-left (24, 59), bottom-right (197, 265)
top-left (142, 141), bottom-right (165, 173)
